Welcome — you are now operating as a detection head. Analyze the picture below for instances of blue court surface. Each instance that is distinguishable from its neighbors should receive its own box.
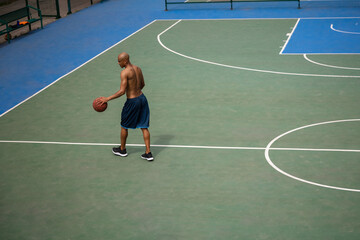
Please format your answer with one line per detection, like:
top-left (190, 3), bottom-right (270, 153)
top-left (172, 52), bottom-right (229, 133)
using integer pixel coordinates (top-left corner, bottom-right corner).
top-left (282, 17), bottom-right (360, 54)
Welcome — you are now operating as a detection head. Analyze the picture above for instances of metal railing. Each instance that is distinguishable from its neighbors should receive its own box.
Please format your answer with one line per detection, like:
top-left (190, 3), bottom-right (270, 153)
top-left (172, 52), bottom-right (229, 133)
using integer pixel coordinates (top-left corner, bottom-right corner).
top-left (164, 0), bottom-right (301, 11)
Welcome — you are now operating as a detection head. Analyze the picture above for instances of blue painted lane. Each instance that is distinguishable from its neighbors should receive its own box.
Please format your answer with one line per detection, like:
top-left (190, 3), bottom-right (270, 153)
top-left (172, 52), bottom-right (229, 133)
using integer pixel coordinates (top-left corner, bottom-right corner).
top-left (282, 18), bottom-right (360, 54)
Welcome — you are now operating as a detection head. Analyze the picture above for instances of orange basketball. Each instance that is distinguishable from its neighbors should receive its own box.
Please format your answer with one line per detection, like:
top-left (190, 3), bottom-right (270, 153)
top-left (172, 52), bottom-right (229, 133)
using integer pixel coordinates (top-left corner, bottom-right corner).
top-left (93, 97), bottom-right (107, 112)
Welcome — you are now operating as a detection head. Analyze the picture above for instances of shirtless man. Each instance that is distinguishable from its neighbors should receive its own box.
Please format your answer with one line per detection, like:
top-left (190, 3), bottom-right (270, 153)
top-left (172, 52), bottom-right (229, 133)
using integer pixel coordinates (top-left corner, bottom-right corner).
top-left (100, 52), bottom-right (153, 161)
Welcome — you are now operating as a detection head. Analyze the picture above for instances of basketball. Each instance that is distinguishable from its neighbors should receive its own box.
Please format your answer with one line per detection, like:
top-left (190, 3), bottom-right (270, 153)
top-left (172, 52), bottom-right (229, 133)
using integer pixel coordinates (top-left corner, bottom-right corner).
top-left (93, 97), bottom-right (107, 112)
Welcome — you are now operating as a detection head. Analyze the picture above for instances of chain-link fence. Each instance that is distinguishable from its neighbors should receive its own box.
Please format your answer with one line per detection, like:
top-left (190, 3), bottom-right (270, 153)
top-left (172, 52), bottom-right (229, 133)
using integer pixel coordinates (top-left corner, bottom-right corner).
top-left (0, 0), bottom-right (102, 43)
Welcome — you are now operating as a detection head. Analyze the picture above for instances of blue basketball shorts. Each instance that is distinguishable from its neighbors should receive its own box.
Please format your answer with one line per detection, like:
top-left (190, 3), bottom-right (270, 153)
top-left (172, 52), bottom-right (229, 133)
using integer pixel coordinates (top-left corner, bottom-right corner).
top-left (121, 93), bottom-right (150, 129)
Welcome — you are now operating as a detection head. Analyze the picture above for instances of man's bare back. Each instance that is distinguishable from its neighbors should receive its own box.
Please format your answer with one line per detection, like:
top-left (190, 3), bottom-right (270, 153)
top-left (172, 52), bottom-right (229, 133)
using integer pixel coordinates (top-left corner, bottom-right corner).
top-left (122, 64), bottom-right (145, 99)
top-left (101, 52), bottom-right (145, 102)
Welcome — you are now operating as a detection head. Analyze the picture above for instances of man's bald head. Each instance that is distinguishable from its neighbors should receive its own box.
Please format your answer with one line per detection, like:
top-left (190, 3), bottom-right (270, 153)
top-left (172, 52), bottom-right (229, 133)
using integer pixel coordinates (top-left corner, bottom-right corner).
top-left (118, 52), bottom-right (130, 68)
top-left (118, 52), bottom-right (129, 62)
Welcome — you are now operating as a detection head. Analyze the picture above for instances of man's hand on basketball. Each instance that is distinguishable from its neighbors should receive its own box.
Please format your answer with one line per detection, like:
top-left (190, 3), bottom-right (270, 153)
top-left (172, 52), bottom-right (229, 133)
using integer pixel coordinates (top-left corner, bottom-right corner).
top-left (99, 97), bottom-right (108, 104)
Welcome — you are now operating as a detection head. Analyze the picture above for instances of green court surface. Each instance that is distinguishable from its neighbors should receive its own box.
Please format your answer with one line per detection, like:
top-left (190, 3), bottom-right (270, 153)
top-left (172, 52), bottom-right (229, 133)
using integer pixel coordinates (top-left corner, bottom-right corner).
top-left (1, 19), bottom-right (360, 239)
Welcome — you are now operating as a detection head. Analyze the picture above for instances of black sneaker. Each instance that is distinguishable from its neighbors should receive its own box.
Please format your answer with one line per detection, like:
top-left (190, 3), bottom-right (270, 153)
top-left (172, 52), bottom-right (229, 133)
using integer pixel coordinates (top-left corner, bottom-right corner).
top-left (141, 152), bottom-right (154, 161)
top-left (112, 147), bottom-right (128, 157)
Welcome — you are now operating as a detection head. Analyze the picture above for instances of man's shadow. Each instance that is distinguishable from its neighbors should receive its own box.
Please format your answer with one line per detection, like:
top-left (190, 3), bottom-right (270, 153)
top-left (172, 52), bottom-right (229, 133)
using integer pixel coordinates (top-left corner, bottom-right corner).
top-left (130, 134), bottom-right (174, 158)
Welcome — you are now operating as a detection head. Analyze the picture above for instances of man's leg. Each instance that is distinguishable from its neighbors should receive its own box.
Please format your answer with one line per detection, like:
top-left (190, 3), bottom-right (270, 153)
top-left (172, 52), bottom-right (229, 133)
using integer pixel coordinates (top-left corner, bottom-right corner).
top-left (112, 127), bottom-right (128, 157)
top-left (141, 128), bottom-right (151, 154)
top-left (140, 128), bottom-right (153, 161)
top-left (121, 127), bottom-right (128, 150)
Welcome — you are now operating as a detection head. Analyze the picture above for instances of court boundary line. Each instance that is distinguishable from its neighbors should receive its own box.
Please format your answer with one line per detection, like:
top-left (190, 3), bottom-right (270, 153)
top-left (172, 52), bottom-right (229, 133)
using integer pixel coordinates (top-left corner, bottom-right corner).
top-left (1, 140), bottom-right (360, 153)
top-left (0, 20), bottom-right (157, 119)
top-left (157, 19), bottom-right (360, 78)
top-left (279, 18), bottom-right (300, 54)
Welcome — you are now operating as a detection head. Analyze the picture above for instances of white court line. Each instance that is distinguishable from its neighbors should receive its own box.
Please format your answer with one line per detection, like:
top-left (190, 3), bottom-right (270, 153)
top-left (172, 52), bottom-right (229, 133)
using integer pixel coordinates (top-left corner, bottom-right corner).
top-left (0, 20), bottom-right (157, 119)
top-left (1, 140), bottom-right (360, 153)
top-left (265, 119), bottom-right (360, 192)
top-left (331, 24), bottom-right (360, 35)
top-left (304, 54), bottom-right (360, 70)
top-left (157, 20), bottom-right (360, 78)
top-left (0, 140), bottom-right (262, 150)
top-left (279, 18), bottom-right (300, 55)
